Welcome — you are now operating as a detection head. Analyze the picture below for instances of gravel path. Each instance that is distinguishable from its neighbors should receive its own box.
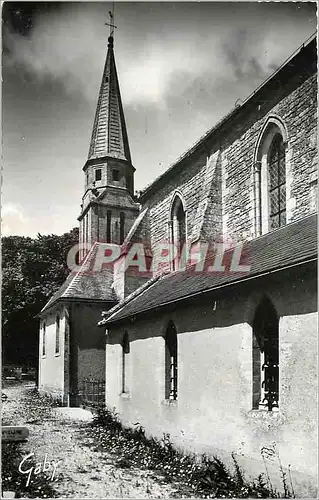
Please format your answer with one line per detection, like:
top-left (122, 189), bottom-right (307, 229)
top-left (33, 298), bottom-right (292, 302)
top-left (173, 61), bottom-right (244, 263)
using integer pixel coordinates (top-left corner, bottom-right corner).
top-left (2, 383), bottom-right (179, 498)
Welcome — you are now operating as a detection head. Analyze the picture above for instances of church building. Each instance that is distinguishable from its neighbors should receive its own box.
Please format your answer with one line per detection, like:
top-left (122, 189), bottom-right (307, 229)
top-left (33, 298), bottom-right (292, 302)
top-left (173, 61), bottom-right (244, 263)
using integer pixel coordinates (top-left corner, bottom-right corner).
top-left (38, 26), bottom-right (317, 495)
top-left (99, 35), bottom-right (317, 496)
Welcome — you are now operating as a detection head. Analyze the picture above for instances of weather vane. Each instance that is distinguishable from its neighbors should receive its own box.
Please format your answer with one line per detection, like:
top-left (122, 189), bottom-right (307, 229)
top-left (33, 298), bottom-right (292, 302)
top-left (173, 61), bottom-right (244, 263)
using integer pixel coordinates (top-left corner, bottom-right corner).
top-left (105, 3), bottom-right (117, 37)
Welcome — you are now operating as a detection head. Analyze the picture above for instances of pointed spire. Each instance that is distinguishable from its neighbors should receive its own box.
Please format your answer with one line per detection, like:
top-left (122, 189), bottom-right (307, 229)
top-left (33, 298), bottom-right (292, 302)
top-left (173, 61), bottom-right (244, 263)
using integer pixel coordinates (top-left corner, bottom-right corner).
top-left (88, 33), bottom-right (132, 164)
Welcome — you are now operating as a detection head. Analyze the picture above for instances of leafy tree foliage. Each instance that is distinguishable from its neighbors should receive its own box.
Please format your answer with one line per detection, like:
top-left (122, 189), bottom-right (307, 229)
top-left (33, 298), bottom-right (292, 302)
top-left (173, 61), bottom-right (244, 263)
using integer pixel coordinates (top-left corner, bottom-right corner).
top-left (2, 228), bottom-right (79, 368)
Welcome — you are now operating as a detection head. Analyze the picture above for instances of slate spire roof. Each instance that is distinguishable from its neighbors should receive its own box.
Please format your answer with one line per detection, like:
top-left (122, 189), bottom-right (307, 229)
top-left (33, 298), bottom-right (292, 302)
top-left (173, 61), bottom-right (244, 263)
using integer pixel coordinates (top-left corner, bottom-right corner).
top-left (88, 36), bottom-right (132, 163)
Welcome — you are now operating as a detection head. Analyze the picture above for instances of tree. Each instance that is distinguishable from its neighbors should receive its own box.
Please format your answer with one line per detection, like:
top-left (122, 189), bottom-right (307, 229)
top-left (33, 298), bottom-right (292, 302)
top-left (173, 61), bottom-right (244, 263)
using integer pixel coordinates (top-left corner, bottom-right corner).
top-left (2, 228), bottom-right (79, 368)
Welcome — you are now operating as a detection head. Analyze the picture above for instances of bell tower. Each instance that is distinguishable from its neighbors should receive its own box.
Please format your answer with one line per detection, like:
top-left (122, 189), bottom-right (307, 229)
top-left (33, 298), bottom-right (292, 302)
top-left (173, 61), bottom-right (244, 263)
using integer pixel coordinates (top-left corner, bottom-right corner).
top-left (78, 21), bottom-right (139, 260)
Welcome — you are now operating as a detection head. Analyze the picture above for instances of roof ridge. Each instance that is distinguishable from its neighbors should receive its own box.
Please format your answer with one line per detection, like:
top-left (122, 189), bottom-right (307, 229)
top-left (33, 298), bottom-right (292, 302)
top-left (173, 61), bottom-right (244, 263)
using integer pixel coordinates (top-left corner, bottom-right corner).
top-left (62, 243), bottom-right (97, 297)
top-left (99, 272), bottom-right (165, 325)
top-left (102, 215), bottom-right (317, 325)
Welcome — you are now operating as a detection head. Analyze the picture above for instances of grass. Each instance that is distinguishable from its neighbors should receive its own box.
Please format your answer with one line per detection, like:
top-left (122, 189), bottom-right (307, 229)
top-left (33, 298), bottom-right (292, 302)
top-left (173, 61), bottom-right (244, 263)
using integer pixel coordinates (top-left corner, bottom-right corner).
top-left (2, 442), bottom-right (59, 498)
top-left (88, 406), bottom-right (276, 498)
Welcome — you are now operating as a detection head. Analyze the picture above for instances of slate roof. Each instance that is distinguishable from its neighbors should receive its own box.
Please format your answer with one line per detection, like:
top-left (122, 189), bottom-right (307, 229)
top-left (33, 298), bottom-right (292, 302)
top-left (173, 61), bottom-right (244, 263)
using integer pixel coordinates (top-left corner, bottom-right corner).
top-left (102, 214), bottom-right (317, 325)
top-left (88, 36), bottom-right (131, 163)
top-left (40, 242), bottom-right (117, 314)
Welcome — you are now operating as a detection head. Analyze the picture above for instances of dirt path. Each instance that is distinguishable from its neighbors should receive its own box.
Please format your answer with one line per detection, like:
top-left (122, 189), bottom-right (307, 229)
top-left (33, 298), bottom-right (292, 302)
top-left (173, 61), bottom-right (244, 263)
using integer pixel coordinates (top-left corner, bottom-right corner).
top-left (2, 383), bottom-right (180, 498)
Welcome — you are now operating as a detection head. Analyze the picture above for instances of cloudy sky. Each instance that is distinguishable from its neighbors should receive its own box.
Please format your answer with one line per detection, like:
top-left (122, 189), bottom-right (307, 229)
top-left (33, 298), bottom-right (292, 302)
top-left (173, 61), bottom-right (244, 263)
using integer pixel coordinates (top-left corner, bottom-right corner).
top-left (2, 1), bottom-right (316, 237)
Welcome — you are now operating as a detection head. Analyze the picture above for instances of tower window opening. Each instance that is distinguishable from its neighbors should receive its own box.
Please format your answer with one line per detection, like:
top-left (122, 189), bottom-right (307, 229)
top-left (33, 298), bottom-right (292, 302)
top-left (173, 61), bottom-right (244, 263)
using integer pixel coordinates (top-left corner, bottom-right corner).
top-left (120, 212), bottom-right (125, 244)
top-left (85, 214), bottom-right (89, 244)
top-left (95, 169), bottom-right (102, 181)
top-left (126, 174), bottom-right (133, 192)
top-left (106, 210), bottom-right (112, 243)
top-left (112, 169), bottom-right (120, 181)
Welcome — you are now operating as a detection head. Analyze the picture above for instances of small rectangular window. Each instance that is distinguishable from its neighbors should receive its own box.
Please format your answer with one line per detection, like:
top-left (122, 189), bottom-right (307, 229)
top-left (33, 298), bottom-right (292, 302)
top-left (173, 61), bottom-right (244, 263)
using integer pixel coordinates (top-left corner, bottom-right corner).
top-left (165, 322), bottom-right (178, 400)
top-left (112, 169), bottom-right (119, 181)
top-left (122, 333), bottom-right (130, 393)
top-left (55, 315), bottom-right (60, 354)
top-left (42, 323), bottom-right (46, 357)
top-left (95, 169), bottom-right (102, 181)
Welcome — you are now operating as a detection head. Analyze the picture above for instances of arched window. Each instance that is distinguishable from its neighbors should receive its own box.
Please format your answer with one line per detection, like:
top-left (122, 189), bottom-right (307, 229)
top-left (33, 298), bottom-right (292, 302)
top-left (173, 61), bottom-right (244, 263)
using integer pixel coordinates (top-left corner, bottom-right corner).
top-left (252, 297), bottom-right (279, 411)
top-left (165, 321), bottom-right (178, 400)
top-left (120, 212), bottom-right (125, 244)
top-left (254, 117), bottom-right (288, 236)
top-left (268, 134), bottom-right (286, 230)
top-left (55, 314), bottom-right (60, 355)
top-left (42, 322), bottom-right (46, 357)
top-left (121, 332), bottom-right (130, 394)
top-left (170, 194), bottom-right (186, 271)
top-left (106, 210), bottom-right (112, 243)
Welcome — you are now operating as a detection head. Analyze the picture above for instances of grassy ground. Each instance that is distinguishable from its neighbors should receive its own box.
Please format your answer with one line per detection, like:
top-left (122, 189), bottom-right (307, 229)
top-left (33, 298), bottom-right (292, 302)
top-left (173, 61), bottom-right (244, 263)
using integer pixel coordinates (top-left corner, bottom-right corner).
top-left (1, 383), bottom-right (180, 498)
top-left (2, 383), bottom-right (294, 498)
top-left (86, 407), bottom-right (277, 499)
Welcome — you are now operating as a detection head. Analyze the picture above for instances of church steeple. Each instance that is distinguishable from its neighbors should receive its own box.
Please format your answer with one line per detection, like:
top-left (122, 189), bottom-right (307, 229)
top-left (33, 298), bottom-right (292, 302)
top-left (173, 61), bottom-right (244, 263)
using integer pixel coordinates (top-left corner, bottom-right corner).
top-left (78, 19), bottom-right (139, 259)
top-left (88, 35), bottom-right (132, 164)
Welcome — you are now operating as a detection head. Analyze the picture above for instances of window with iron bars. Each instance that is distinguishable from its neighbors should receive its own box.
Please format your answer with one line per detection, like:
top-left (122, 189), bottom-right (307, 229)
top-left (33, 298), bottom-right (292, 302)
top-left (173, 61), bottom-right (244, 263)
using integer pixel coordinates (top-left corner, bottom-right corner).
top-left (121, 332), bottom-right (130, 394)
top-left (252, 297), bottom-right (279, 411)
top-left (165, 321), bottom-right (178, 400)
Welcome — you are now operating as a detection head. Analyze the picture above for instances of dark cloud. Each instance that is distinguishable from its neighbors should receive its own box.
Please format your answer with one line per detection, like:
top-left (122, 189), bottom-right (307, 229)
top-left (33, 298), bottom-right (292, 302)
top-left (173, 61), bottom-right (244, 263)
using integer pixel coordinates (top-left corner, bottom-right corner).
top-left (2, 2), bottom-right (316, 236)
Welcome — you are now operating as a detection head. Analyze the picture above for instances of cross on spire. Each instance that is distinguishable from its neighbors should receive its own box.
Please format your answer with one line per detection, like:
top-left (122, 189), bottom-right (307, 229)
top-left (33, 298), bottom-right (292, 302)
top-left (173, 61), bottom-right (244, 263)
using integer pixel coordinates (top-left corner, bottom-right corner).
top-left (105, 4), bottom-right (117, 38)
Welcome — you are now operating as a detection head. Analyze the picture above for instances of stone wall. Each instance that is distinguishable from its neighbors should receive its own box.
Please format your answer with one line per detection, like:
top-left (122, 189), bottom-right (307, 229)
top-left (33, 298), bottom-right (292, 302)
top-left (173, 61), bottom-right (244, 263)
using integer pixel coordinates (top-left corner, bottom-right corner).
top-left (140, 65), bottom-right (317, 254)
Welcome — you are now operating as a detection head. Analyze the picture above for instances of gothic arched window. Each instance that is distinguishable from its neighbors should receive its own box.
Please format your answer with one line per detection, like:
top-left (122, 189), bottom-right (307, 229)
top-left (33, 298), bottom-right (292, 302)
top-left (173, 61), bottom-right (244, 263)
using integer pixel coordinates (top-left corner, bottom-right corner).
top-left (252, 297), bottom-right (279, 412)
top-left (254, 117), bottom-right (288, 236)
top-left (122, 332), bottom-right (130, 394)
top-left (170, 194), bottom-right (186, 270)
top-left (165, 321), bottom-right (178, 400)
top-left (120, 212), bottom-right (125, 244)
top-left (55, 314), bottom-right (60, 355)
top-left (268, 134), bottom-right (286, 230)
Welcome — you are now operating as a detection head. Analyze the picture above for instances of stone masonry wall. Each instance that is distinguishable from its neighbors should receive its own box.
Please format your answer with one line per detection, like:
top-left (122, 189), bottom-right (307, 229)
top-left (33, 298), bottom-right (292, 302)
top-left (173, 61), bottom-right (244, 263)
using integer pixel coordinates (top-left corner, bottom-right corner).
top-left (141, 71), bottom-right (317, 248)
top-left (221, 73), bottom-right (317, 240)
